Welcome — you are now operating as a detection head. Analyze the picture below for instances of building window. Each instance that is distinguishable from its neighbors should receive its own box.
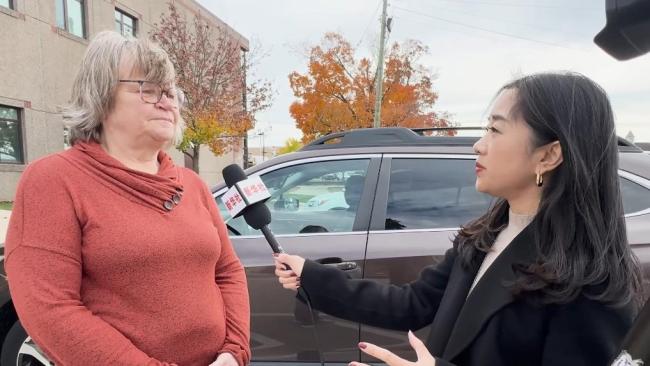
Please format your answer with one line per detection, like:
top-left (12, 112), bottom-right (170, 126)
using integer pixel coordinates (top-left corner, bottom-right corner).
top-left (115, 8), bottom-right (136, 37)
top-left (55, 0), bottom-right (85, 39)
top-left (0, 105), bottom-right (24, 164)
top-left (0, 0), bottom-right (13, 10)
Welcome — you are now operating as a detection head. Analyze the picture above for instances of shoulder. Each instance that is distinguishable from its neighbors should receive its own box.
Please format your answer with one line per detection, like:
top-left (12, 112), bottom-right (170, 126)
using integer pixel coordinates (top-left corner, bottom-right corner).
top-left (19, 152), bottom-right (73, 187)
top-left (550, 295), bottom-right (636, 328)
top-left (178, 167), bottom-right (211, 192)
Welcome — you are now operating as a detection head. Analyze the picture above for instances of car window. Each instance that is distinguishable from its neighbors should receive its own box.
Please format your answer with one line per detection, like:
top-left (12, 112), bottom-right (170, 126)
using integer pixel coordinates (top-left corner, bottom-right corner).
top-left (385, 158), bottom-right (492, 230)
top-left (217, 158), bottom-right (371, 235)
top-left (620, 177), bottom-right (650, 215)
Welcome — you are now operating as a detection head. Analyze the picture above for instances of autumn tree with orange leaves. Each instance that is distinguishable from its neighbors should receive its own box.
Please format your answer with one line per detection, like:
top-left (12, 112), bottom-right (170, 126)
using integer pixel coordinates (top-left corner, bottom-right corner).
top-left (289, 33), bottom-right (452, 142)
top-left (151, 3), bottom-right (272, 172)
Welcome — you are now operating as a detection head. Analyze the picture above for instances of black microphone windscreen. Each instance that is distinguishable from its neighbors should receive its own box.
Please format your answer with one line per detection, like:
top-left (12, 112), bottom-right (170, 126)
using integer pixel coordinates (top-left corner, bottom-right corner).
top-left (222, 164), bottom-right (247, 188)
top-left (243, 202), bottom-right (272, 229)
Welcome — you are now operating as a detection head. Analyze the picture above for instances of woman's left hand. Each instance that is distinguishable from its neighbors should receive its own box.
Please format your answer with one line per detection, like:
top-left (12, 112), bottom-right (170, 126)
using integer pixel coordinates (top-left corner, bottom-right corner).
top-left (209, 352), bottom-right (238, 366)
top-left (349, 331), bottom-right (436, 366)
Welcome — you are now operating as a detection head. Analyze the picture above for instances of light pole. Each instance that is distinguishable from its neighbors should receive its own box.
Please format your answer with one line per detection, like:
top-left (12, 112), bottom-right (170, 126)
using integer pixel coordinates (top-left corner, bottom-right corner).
top-left (257, 126), bottom-right (272, 162)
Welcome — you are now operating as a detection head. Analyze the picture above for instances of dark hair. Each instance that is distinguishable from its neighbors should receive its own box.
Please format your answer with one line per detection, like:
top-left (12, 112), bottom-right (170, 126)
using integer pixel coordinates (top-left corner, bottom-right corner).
top-left (457, 71), bottom-right (643, 306)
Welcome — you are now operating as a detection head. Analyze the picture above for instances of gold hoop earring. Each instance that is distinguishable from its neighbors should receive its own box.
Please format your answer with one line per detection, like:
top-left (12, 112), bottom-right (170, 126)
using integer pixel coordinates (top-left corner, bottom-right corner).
top-left (536, 173), bottom-right (544, 187)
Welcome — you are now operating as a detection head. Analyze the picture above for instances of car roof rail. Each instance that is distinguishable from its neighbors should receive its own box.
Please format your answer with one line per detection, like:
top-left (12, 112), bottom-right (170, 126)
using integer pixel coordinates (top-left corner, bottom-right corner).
top-left (299, 127), bottom-right (643, 152)
top-left (300, 127), bottom-right (484, 151)
top-left (410, 127), bottom-right (485, 135)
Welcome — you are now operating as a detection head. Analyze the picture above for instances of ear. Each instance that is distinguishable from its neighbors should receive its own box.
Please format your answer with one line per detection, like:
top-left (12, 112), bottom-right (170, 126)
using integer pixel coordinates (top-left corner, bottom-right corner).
top-left (537, 141), bottom-right (563, 174)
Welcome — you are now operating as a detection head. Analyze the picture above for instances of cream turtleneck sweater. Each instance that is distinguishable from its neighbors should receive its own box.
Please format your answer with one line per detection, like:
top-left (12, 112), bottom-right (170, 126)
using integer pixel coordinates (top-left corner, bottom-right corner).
top-left (469, 210), bottom-right (535, 294)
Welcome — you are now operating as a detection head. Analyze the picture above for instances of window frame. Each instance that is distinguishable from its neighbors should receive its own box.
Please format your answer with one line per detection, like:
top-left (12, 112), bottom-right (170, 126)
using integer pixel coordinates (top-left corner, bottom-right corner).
top-left (619, 170), bottom-right (650, 217)
top-left (114, 7), bottom-right (137, 37)
top-left (374, 154), bottom-right (492, 232)
top-left (56, 0), bottom-right (86, 39)
top-left (371, 155), bottom-right (650, 231)
top-left (0, 0), bottom-right (13, 10)
top-left (213, 154), bottom-right (382, 238)
top-left (0, 104), bottom-right (24, 165)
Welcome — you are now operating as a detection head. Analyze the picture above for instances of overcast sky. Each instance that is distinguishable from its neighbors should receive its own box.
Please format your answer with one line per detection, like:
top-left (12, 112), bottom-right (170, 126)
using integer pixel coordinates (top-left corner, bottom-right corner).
top-left (198, 0), bottom-right (649, 147)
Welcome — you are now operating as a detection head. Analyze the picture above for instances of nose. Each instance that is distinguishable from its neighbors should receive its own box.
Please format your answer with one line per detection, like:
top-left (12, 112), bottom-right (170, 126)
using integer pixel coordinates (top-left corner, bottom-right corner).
top-left (473, 136), bottom-right (486, 155)
top-left (156, 94), bottom-right (175, 110)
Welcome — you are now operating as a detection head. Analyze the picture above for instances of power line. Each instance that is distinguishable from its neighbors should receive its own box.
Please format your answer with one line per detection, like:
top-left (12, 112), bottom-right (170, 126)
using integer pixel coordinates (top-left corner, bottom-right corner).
top-left (427, 0), bottom-right (598, 11)
top-left (355, 0), bottom-right (383, 48)
top-left (403, 2), bottom-right (593, 38)
top-left (393, 6), bottom-right (584, 51)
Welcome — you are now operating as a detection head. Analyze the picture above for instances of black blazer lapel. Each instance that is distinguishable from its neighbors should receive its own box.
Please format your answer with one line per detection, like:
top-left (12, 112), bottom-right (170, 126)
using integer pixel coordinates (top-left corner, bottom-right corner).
top-left (442, 225), bottom-right (538, 360)
top-left (426, 255), bottom-right (481, 356)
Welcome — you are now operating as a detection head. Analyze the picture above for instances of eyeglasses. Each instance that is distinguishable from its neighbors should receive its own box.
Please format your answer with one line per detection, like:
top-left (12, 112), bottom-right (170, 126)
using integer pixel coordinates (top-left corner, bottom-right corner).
top-left (118, 80), bottom-right (186, 107)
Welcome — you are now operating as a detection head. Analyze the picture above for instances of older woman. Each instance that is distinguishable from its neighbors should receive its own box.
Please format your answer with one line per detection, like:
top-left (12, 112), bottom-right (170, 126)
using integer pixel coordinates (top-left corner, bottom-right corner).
top-left (4, 31), bottom-right (250, 366)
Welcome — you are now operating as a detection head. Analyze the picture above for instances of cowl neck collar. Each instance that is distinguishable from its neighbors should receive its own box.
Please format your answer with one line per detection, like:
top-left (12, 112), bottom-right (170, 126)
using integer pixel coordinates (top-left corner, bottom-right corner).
top-left (68, 141), bottom-right (184, 213)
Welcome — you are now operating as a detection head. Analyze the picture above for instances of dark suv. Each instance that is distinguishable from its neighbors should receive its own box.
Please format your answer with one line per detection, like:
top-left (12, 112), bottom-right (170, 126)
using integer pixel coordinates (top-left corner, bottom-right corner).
top-left (1, 127), bottom-right (650, 365)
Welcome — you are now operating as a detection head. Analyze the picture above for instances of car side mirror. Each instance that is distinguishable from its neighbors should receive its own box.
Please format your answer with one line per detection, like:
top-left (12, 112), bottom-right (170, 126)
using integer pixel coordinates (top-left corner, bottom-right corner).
top-left (595, 0), bottom-right (650, 60)
top-left (273, 197), bottom-right (299, 211)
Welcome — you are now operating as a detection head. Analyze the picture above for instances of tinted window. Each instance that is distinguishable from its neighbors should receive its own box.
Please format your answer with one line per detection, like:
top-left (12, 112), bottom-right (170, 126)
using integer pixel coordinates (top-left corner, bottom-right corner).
top-left (0, 105), bottom-right (23, 164)
top-left (217, 159), bottom-right (370, 236)
top-left (385, 158), bottom-right (491, 230)
top-left (620, 177), bottom-right (650, 215)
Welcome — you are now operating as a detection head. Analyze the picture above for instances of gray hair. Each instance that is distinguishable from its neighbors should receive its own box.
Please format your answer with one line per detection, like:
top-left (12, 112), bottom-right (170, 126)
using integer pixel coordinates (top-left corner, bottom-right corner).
top-left (63, 31), bottom-right (185, 145)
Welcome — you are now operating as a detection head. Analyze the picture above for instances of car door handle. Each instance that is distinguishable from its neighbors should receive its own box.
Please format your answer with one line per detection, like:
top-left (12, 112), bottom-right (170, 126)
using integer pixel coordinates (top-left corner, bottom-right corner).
top-left (316, 257), bottom-right (358, 271)
top-left (331, 261), bottom-right (358, 271)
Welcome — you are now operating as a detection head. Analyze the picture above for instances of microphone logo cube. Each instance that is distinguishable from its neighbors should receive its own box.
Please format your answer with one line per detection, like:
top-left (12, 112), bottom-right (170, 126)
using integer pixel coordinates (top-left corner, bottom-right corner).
top-left (221, 186), bottom-right (248, 217)
top-left (220, 175), bottom-right (272, 218)
top-left (236, 176), bottom-right (271, 205)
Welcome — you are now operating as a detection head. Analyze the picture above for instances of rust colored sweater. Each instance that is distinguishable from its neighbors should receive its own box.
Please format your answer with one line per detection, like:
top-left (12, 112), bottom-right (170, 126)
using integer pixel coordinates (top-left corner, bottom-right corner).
top-left (4, 142), bottom-right (250, 366)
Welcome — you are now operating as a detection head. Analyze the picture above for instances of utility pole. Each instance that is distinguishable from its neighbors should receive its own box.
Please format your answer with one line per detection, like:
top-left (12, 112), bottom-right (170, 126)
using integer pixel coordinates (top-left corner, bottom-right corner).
top-left (373, 0), bottom-right (388, 128)
top-left (241, 48), bottom-right (250, 168)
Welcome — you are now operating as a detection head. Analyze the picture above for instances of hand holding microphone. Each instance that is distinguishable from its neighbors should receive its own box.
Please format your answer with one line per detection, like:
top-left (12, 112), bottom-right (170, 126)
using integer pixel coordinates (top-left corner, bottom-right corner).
top-left (274, 253), bottom-right (306, 291)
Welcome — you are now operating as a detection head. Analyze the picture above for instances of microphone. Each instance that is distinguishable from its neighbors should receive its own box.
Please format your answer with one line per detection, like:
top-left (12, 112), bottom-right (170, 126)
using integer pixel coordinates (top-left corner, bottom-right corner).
top-left (221, 164), bottom-right (284, 254)
top-left (221, 163), bottom-right (325, 366)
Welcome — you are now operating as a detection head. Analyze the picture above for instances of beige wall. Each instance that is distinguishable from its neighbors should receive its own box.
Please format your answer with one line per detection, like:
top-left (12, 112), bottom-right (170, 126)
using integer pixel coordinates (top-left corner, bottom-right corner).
top-left (0, 0), bottom-right (246, 200)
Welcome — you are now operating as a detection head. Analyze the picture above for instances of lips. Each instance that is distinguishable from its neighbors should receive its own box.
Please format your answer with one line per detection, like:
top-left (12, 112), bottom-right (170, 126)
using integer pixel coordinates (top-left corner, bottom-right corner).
top-left (476, 162), bottom-right (486, 173)
top-left (152, 118), bottom-right (173, 124)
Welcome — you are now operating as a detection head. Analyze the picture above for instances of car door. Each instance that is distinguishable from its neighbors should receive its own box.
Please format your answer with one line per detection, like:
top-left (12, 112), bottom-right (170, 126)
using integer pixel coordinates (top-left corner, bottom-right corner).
top-left (619, 170), bottom-right (650, 293)
top-left (361, 154), bottom-right (492, 362)
top-left (214, 155), bottom-right (381, 364)
top-left (360, 156), bottom-right (650, 363)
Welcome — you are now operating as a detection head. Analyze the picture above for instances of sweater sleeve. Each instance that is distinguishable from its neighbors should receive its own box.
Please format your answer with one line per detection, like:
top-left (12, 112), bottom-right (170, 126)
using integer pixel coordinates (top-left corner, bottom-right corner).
top-left (4, 159), bottom-right (176, 366)
top-left (299, 246), bottom-right (457, 331)
top-left (200, 182), bottom-right (251, 366)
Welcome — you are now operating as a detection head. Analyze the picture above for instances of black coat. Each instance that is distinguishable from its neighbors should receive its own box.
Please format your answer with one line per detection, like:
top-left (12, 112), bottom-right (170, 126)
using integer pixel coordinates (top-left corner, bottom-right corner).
top-left (299, 224), bottom-right (635, 366)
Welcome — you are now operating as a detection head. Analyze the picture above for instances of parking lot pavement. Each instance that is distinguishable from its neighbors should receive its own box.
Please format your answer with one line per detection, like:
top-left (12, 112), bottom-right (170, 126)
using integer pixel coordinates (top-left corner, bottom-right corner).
top-left (0, 210), bottom-right (10, 243)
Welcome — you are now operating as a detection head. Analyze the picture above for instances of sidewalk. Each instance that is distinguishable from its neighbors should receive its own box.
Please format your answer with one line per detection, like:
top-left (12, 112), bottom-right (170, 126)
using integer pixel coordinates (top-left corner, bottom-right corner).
top-left (0, 210), bottom-right (10, 244)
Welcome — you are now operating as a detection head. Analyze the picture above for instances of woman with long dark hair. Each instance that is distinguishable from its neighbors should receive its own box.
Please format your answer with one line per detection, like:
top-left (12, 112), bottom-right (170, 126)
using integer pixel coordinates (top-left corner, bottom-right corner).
top-left (275, 71), bottom-right (643, 366)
